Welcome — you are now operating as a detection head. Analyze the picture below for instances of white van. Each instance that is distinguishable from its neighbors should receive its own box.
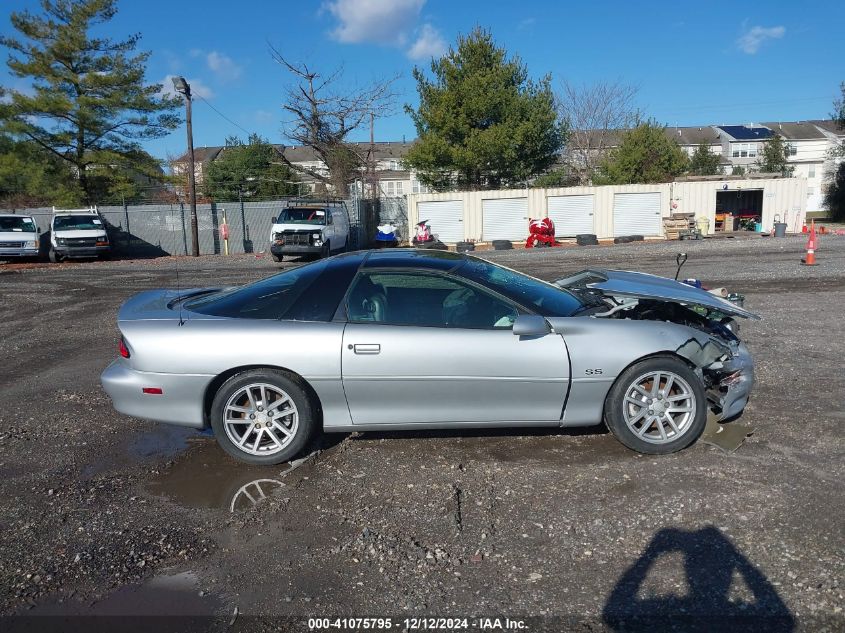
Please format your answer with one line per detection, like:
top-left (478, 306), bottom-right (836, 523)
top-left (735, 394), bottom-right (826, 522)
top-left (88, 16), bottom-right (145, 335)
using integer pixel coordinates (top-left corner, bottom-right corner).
top-left (269, 203), bottom-right (350, 262)
top-left (49, 207), bottom-right (111, 262)
top-left (0, 213), bottom-right (40, 259)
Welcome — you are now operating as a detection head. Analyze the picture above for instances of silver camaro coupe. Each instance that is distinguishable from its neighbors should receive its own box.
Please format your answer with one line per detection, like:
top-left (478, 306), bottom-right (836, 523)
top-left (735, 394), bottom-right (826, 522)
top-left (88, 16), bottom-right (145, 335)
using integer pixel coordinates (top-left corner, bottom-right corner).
top-left (101, 249), bottom-right (757, 465)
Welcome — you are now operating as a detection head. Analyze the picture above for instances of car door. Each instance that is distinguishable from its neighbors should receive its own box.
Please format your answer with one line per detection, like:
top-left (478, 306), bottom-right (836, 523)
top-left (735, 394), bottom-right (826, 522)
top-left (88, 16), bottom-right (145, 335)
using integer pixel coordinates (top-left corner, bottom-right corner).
top-left (341, 270), bottom-right (570, 425)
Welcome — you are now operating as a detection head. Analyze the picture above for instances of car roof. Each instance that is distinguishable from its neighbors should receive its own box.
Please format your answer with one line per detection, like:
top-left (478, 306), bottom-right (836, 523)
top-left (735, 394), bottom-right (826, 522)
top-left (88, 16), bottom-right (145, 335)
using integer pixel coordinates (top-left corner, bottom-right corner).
top-left (0, 213), bottom-right (34, 218)
top-left (361, 248), bottom-right (466, 271)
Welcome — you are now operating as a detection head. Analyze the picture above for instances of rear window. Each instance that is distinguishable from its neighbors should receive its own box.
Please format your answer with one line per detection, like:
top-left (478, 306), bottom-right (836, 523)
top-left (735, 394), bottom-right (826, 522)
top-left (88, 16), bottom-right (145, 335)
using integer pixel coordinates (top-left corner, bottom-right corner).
top-left (185, 260), bottom-right (328, 319)
top-left (0, 217), bottom-right (36, 232)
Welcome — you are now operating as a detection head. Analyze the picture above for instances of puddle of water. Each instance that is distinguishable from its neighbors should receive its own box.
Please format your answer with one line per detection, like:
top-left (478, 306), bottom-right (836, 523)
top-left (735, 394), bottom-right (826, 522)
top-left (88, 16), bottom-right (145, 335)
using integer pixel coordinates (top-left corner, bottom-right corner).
top-left (144, 440), bottom-right (294, 512)
top-left (81, 425), bottom-right (199, 479)
top-left (10, 571), bottom-right (220, 632)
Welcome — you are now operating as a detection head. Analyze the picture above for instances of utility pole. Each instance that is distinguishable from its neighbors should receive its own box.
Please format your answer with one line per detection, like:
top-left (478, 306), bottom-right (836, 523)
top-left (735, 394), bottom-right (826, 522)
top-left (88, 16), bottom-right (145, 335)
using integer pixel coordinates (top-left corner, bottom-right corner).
top-left (172, 76), bottom-right (200, 256)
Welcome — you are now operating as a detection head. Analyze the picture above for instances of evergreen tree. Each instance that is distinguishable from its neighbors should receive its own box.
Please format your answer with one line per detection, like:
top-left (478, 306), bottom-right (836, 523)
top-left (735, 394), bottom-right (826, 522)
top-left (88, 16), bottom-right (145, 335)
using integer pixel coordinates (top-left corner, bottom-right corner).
top-left (688, 142), bottom-right (722, 176)
top-left (596, 121), bottom-right (688, 184)
top-left (205, 135), bottom-right (299, 200)
top-left (404, 27), bottom-right (565, 191)
top-left (756, 134), bottom-right (794, 176)
top-left (0, 0), bottom-right (180, 202)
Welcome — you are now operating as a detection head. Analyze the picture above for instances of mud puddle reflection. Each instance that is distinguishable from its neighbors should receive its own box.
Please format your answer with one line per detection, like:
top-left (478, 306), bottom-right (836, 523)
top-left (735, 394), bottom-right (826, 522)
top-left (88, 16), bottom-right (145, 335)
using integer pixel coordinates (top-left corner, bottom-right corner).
top-left (145, 439), bottom-right (321, 512)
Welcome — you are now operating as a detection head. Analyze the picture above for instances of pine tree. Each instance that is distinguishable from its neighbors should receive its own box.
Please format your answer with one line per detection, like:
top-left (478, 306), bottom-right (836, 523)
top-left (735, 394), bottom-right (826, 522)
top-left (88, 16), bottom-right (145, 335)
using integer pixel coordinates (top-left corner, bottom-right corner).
top-left (0, 0), bottom-right (180, 202)
top-left (596, 121), bottom-right (689, 184)
top-left (688, 142), bottom-right (722, 176)
top-left (404, 27), bottom-right (565, 191)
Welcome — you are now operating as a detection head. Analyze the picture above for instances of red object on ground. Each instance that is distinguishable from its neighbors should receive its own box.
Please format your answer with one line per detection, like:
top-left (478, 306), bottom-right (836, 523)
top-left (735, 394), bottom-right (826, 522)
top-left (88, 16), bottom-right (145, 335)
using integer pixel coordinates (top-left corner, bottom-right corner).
top-left (802, 225), bottom-right (808, 233)
top-left (525, 217), bottom-right (558, 248)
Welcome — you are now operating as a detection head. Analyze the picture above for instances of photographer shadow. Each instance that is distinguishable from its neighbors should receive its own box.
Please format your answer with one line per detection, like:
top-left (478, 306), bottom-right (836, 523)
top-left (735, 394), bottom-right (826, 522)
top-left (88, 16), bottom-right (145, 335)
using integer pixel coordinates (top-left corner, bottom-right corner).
top-left (602, 525), bottom-right (794, 632)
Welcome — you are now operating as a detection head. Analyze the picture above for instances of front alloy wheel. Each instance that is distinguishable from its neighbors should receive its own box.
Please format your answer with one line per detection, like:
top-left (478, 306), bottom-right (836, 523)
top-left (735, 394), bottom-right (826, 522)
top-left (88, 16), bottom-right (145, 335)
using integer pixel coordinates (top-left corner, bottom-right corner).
top-left (210, 369), bottom-right (314, 464)
top-left (604, 356), bottom-right (706, 454)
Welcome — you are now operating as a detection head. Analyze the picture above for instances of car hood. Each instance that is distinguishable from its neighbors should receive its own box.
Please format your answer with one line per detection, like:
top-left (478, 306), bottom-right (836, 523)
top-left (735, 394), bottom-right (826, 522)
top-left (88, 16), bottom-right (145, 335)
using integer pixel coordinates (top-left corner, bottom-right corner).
top-left (0, 230), bottom-right (38, 240)
top-left (272, 222), bottom-right (324, 234)
top-left (555, 269), bottom-right (760, 320)
top-left (54, 229), bottom-right (108, 239)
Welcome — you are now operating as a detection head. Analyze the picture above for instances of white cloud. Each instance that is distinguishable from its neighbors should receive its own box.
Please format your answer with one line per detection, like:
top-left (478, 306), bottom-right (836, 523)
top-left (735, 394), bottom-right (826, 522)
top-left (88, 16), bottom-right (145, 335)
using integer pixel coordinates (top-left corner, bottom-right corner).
top-left (737, 25), bottom-right (785, 54)
top-left (407, 23), bottom-right (447, 60)
top-left (325, 0), bottom-right (425, 46)
top-left (159, 75), bottom-right (214, 100)
top-left (206, 51), bottom-right (242, 81)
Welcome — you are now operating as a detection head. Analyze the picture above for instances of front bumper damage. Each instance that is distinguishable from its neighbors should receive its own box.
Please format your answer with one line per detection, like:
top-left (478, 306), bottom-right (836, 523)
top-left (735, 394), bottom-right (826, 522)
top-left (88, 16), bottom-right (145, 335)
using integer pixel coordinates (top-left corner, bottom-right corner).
top-left (703, 343), bottom-right (755, 421)
top-left (675, 337), bottom-right (754, 422)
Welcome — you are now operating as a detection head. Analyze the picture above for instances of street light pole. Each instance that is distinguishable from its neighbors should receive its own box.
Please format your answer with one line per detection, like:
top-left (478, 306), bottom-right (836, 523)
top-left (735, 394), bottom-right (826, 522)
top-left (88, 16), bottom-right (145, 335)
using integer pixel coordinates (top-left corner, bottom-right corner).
top-left (172, 76), bottom-right (199, 257)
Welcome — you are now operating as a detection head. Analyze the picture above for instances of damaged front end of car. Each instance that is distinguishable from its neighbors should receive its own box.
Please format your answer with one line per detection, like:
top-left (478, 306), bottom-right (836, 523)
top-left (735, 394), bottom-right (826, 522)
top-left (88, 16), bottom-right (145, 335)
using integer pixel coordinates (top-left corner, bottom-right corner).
top-left (557, 269), bottom-right (758, 421)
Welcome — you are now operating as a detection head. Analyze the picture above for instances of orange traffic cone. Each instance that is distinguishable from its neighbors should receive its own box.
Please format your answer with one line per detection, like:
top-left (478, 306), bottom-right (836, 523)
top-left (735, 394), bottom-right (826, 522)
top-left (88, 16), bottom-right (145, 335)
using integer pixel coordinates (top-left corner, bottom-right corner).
top-left (801, 220), bottom-right (818, 266)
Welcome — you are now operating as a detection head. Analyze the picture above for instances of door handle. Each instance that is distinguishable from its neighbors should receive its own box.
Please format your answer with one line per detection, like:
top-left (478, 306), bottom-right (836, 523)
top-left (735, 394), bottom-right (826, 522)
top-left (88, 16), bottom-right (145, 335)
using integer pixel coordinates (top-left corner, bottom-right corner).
top-left (353, 343), bottom-right (380, 355)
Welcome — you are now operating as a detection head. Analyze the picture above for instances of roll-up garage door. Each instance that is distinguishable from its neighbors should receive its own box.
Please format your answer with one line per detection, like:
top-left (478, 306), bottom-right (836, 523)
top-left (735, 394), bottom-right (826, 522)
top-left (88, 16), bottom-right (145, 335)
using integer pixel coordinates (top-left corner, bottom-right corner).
top-left (418, 200), bottom-right (464, 244)
top-left (547, 195), bottom-right (594, 236)
top-left (482, 197), bottom-right (529, 241)
top-left (612, 192), bottom-right (662, 236)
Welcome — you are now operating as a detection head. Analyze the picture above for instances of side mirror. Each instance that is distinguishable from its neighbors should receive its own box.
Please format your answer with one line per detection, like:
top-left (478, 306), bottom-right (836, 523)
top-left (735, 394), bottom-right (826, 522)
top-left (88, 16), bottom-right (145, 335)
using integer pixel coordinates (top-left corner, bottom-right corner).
top-left (512, 315), bottom-right (551, 337)
top-left (271, 216), bottom-right (277, 224)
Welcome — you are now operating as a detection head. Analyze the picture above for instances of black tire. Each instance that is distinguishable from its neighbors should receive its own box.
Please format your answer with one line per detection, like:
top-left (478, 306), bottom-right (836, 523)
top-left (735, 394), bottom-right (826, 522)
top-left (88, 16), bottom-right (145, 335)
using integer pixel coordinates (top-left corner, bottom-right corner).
top-left (629, 234), bottom-right (645, 242)
top-left (210, 369), bottom-right (316, 465)
top-left (456, 241), bottom-right (475, 253)
top-left (271, 253), bottom-right (283, 263)
top-left (320, 241), bottom-right (331, 259)
top-left (48, 248), bottom-right (63, 263)
top-left (576, 238), bottom-right (599, 246)
top-left (492, 240), bottom-right (513, 250)
top-left (613, 236), bottom-right (632, 244)
top-left (575, 234), bottom-right (597, 242)
top-left (604, 356), bottom-right (707, 455)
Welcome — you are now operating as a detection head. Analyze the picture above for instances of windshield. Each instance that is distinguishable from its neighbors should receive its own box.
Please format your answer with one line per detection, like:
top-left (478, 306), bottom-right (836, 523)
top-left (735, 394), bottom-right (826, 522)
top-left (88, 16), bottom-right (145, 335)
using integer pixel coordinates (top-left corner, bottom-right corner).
top-left (53, 215), bottom-right (104, 231)
top-left (0, 217), bottom-right (37, 232)
top-left (277, 208), bottom-right (326, 225)
top-left (457, 257), bottom-right (586, 317)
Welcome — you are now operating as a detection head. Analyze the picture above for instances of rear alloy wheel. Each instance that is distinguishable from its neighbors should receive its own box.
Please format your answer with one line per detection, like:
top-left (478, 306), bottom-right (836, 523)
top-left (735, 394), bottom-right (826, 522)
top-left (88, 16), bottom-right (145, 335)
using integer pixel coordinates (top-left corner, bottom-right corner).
top-left (210, 369), bottom-right (314, 465)
top-left (604, 356), bottom-right (706, 454)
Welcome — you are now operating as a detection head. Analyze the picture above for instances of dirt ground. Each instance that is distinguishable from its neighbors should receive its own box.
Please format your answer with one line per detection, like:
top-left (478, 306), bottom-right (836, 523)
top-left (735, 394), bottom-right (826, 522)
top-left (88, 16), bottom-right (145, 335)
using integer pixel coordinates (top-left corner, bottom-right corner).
top-left (0, 235), bottom-right (843, 632)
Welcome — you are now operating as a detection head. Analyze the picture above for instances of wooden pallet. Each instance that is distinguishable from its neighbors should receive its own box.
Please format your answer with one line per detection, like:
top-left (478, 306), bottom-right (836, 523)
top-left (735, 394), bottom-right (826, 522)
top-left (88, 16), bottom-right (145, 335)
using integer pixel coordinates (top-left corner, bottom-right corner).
top-left (663, 216), bottom-right (692, 240)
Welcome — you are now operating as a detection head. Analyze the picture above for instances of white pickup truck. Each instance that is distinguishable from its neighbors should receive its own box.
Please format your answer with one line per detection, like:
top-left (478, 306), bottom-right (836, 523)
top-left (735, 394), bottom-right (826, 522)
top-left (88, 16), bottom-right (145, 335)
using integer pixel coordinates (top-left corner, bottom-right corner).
top-left (0, 213), bottom-right (40, 259)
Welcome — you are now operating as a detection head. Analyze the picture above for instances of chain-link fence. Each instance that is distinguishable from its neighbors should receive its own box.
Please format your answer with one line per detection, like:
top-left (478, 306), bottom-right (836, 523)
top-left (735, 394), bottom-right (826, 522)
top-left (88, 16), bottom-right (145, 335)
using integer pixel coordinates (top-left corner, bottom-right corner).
top-left (2, 196), bottom-right (414, 257)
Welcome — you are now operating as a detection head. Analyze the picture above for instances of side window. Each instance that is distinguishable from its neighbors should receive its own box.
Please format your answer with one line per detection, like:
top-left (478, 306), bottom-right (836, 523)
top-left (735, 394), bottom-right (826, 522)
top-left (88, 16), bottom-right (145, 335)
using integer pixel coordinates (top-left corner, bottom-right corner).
top-left (186, 260), bottom-right (328, 319)
top-left (346, 272), bottom-right (518, 329)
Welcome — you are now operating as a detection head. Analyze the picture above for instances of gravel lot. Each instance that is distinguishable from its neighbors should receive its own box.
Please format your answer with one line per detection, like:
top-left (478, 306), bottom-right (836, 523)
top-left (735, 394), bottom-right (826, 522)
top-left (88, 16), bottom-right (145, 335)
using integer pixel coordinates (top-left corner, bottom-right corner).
top-left (1, 235), bottom-right (843, 631)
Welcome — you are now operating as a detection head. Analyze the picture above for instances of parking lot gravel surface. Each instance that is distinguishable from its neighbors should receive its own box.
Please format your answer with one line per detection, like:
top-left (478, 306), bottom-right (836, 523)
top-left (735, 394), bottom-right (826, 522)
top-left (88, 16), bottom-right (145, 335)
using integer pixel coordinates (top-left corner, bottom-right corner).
top-left (1, 235), bottom-right (843, 631)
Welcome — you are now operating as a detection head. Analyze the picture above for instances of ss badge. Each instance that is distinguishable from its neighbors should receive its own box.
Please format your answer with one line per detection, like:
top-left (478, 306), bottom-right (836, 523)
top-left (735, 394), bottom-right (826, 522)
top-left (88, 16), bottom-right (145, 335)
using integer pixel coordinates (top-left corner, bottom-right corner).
top-left (585, 368), bottom-right (603, 375)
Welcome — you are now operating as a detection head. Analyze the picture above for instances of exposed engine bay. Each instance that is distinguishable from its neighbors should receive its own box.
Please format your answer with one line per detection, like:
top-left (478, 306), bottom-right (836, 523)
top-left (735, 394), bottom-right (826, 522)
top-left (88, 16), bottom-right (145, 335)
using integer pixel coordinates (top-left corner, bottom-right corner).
top-left (557, 269), bottom-right (757, 421)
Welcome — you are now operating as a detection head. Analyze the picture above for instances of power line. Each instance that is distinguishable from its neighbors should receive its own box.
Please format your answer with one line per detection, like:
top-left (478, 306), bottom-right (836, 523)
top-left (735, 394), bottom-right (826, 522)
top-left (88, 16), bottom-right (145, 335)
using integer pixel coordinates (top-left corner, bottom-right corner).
top-left (195, 94), bottom-right (252, 136)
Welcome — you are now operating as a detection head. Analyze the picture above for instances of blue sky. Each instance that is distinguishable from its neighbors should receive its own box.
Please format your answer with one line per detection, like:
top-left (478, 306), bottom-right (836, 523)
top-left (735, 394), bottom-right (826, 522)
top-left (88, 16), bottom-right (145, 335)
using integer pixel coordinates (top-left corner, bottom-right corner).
top-left (2, 0), bottom-right (844, 160)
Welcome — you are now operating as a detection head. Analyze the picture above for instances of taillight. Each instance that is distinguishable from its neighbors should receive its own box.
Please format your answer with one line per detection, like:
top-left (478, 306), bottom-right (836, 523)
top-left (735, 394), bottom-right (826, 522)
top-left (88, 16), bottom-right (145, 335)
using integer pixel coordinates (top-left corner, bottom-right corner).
top-left (118, 337), bottom-right (130, 358)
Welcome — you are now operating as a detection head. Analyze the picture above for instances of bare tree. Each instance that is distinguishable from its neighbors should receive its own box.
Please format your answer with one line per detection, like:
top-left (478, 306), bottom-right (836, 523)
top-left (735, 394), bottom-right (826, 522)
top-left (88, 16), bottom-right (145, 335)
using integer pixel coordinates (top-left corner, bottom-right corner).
top-left (270, 47), bottom-right (398, 195)
top-left (557, 81), bottom-right (641, 185)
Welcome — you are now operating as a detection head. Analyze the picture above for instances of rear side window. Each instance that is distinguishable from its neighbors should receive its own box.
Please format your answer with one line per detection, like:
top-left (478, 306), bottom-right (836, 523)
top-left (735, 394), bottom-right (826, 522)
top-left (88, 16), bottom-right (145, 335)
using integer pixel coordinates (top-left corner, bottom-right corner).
top-left (186, 260), bottom-right (328, 319)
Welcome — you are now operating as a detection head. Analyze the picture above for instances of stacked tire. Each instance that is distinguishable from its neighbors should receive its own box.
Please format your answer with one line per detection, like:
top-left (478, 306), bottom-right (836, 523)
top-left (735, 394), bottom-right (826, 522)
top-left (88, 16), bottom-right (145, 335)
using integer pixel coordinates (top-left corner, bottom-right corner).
top-left (613, 235), bottom-right (645, 244)
top-left (576, 234), bottom-right (599, 246)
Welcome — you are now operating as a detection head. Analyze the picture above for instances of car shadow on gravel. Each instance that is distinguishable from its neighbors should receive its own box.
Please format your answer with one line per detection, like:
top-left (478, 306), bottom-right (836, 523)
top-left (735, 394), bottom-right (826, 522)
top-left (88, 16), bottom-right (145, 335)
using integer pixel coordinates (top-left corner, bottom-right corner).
top-left (602, 526), bottom-right (794, 632)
